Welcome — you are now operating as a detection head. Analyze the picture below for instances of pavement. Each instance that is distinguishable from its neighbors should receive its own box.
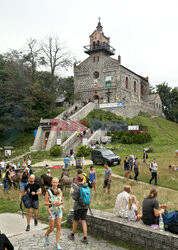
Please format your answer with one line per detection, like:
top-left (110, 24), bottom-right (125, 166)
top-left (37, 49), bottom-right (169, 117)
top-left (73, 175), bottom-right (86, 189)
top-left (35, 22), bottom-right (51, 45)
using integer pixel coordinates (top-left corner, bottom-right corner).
top-left (1, 213), bottom-right (126, 250)
top-left (32, 159), bottom-right (94, 168)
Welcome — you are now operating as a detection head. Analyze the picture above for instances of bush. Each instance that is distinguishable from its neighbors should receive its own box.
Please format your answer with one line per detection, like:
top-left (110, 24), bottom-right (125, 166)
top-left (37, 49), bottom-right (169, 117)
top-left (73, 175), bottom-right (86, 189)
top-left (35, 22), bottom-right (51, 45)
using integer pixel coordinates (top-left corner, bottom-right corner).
top-left (121, 135), bottom-right (129, 144)
top-left (107, 131), bottom-right (112, 136)
top-left (50, 145), bottom-right (62, 156)
top-left (76, 145), bottom-right (90, 157)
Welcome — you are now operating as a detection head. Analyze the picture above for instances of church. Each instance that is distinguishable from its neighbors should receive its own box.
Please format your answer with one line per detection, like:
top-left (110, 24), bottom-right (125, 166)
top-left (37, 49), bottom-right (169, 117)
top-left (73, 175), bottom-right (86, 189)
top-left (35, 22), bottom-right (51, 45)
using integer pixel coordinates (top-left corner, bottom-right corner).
top-left (74, 19), bottom-right (164, 118)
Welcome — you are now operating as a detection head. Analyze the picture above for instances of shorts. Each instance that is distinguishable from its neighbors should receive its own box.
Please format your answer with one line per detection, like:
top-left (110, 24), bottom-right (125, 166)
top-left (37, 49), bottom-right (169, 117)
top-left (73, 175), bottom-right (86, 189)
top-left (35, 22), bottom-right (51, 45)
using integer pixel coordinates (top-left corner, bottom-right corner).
top-left (74, 209), bottom-right (88, 221)
top-left (103, 179), bottom-right (111, 189)
top-left (124, 168), bottom-right (130, 172)
top-left (20, 182), bottom-right (28, 191)
top-left (91, 179), bottom-right (96, 183)
top-left (30, 200), bottom-right (39, 209)
top-left (64, 164), bottom-right (69, 168)
top-left (4, 180), bottom-right (9, 191)
top-left (48, 209), bottom-right (63, 220)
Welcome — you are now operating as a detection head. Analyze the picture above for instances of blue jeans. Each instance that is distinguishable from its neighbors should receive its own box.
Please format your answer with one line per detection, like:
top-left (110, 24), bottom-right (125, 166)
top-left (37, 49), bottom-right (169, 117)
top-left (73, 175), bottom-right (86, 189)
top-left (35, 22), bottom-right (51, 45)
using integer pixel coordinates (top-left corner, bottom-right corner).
top-left (149, 172), bottom-right (157, 185)
top-left (4, 180), bottom-right (10, 191)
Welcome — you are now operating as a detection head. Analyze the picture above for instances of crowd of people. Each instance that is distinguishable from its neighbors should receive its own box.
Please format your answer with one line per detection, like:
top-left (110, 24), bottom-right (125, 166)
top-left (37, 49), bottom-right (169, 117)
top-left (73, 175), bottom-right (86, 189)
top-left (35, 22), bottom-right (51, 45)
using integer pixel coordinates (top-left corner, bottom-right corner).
top-left (0, 149), bottom-right (177, 249)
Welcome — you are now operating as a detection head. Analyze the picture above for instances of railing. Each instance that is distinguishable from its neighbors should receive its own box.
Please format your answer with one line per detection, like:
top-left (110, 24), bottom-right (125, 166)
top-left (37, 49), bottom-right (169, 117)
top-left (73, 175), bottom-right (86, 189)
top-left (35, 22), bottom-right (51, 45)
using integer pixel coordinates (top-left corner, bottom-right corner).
top-left (84, 43), bottom-right (115, 55)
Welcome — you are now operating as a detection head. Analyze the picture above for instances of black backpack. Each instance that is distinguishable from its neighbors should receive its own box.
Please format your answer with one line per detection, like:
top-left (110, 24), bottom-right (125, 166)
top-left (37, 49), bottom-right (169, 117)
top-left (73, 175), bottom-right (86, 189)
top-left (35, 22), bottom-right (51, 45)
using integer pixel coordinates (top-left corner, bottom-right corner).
top-left (165, 222), bottom-right (178, 234)
top-left (146, 153), bottom-right (148, 159)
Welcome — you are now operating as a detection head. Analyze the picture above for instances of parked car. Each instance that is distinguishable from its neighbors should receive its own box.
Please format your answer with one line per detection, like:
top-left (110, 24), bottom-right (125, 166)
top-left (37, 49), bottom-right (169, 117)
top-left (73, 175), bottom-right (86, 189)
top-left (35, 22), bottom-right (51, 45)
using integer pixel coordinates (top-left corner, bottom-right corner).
top-left (91, 149), bottom-right (121, 166)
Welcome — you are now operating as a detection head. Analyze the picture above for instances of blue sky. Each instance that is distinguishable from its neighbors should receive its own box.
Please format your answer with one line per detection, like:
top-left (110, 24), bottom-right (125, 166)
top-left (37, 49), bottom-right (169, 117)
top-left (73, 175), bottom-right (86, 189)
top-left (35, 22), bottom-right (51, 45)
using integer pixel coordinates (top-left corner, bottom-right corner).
top-left (0, 0), bottom-right (178, 88)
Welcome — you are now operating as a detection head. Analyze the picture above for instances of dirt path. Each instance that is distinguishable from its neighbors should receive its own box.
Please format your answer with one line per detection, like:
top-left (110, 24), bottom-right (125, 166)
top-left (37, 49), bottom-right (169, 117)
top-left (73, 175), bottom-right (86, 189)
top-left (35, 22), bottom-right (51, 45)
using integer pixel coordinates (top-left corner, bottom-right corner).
top-left (32, 159), bottom-right (93, 168)
top-left (152, 119), bottom-right (172, 138)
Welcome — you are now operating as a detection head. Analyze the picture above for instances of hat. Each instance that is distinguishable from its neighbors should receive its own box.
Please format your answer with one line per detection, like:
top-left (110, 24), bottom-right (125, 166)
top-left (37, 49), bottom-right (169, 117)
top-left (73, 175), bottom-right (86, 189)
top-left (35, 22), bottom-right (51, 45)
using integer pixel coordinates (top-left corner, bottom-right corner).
top-left (77, 174), bottom-right (83, 183)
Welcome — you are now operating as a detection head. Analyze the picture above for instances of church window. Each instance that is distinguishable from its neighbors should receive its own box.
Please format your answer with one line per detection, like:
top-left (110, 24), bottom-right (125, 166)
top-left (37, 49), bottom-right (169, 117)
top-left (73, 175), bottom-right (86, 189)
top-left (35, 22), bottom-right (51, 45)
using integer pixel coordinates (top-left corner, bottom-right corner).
top-left (93, 71), bottom-right (99, 79)
top-left (93, 56), bottom-right (95, 62)
top-left (141, 85), bottom-right (144, 96)
top-left (126, 77), bottom-right (129, 89)
top-left (93, 41), bottom-right (96, 49)
top-left (97, 56), bottom-right (99, 62)
top-left (134, 81), bottom-right (136, 93)
top-left (156, 103), bottom-right (158, 109)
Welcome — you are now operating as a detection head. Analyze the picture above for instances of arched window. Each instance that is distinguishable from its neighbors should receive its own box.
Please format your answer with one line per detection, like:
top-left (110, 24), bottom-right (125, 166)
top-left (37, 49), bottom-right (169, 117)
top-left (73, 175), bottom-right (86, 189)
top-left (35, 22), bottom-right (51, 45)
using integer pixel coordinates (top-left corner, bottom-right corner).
top-left (97, 40), bottom-right (100, 48)
top-left (93, 41), bottom-right (96, 49)
top-left (134, 81), bottom-right (136, 93)
top-left (126, 77), bottom-right (129, 89)
top-left (97, 56), bottom-right (99, 62)
top-left (141, 85), bottom-right (144, 96)
top-left (93, 71), bottom-right (99, 79)
top-left (93, 56), bottom-right (95, 62)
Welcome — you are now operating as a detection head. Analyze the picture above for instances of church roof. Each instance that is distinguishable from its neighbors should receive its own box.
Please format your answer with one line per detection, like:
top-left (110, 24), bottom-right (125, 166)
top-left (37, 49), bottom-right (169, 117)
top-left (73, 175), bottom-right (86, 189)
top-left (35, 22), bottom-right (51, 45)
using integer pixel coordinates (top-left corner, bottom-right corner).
top-left (55, 95), bottom-right (66, 103)
top-left (120, 65), bottom-right (149, 82)
top-left (143, 94), bottom-right (159, 102)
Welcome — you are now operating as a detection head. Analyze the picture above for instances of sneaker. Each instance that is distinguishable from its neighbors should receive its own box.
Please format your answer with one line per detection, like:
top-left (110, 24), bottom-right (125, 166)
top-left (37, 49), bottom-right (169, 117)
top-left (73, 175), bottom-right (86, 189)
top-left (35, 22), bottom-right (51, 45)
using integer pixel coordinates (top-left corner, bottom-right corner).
top-left (45, 235), bottom-right (50, 246)
top-left (34, 218), bottom-right (38, 226)
top-left (56, 243), bottom-right (62, 249)
top-left (68, 233), bottom-right (75, 241)
top-left (81, 238), bottom-right (88, 244)
top-left (26, 225), bottom-right (30, 231)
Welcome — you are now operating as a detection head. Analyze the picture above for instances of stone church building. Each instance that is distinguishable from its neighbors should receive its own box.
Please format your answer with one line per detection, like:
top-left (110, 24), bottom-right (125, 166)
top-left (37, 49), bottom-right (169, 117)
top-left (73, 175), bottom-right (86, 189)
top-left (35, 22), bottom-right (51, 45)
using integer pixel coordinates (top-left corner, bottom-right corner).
top-left (74, 20), bottom-right (164, 118)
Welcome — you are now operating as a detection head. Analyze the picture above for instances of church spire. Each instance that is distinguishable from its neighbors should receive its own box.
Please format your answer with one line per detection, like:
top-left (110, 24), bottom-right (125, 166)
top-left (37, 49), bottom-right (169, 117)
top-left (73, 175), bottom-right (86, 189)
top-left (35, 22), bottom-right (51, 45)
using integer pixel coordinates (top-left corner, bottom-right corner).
top-left (96, 17), bottom-right (103, 32)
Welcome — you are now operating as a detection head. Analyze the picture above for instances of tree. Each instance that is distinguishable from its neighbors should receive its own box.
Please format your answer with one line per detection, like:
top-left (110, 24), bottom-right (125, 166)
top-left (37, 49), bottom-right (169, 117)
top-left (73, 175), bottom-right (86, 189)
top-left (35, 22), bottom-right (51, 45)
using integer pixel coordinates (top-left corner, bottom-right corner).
top-left (40, 36), bottom-right (72, 77)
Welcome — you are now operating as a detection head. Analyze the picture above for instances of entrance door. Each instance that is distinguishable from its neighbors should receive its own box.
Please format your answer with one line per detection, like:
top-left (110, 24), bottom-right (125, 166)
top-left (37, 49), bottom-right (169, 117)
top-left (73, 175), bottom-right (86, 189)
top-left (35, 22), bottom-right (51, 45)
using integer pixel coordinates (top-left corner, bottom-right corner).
top-left (93, 94), bottom-right (100, 104)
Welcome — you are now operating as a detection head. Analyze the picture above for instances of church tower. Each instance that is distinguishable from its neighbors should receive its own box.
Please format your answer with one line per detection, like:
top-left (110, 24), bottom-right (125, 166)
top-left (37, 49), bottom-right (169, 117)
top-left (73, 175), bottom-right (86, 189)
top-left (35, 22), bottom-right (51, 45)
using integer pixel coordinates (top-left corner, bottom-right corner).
top-left (84, 18), bottom-right (115, 56)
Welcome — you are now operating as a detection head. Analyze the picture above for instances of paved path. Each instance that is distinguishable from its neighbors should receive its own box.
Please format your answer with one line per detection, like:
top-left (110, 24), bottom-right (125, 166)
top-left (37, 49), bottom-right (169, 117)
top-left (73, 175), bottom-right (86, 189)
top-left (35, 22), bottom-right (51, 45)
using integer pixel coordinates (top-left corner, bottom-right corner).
top-left (32, 159), bottom-right (93, 168)
top-left (10, 228), bottom-right (126, 250)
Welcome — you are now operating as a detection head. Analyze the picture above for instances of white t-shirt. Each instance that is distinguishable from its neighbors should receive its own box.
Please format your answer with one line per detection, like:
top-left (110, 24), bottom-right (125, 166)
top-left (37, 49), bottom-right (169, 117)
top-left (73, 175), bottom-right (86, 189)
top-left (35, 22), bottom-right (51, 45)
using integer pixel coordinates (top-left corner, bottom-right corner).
top-left (27, 160), bottom-right (31, 166)
top-left (1, 161), bottom-right (5, 169)
top-left (114, 191), bottom-right (130, 218)
top-left (127, 204), bottom-right (138, 221)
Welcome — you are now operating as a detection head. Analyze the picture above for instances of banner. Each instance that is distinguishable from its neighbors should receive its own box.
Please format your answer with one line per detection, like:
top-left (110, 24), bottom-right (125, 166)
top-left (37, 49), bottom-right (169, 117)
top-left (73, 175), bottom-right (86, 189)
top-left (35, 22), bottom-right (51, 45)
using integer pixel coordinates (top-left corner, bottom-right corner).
top-left (105, 76), bottom-right (111, 87)
top-left (57, 138), bottom-right (62, 145)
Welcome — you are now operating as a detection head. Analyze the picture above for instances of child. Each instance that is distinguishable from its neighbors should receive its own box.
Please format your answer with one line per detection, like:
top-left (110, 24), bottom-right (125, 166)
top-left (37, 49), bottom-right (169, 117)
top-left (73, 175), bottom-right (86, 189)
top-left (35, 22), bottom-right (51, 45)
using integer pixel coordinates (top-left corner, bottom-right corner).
top-left (70, 153), bottom-right (75, 169)
top-left (48, 189), bottom-right (66, 218)
top-left (126, 195), bottom-right (142, 221)
top-left (89, 166), bottom-right (97, 191)
top-left (47, 169), bottom-right (51, 176)
top-left (81, 155), bottom-right (85, 169)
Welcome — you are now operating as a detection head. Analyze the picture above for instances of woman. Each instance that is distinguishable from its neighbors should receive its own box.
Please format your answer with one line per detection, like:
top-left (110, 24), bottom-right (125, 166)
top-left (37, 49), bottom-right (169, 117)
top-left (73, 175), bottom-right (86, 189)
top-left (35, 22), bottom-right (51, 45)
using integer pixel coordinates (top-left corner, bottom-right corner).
top-left (142, 188), bottom-right (167, 226)
top-left (44, 177), bottom-right (63, 250)
top-left (123, 157), bottom-right (130, 180)
top-left (3, 165), bottom-right (13, 194)
top-left (81, 155), bottom-right (85, 169)
top-left (19, 167), bottom-right (29, 199)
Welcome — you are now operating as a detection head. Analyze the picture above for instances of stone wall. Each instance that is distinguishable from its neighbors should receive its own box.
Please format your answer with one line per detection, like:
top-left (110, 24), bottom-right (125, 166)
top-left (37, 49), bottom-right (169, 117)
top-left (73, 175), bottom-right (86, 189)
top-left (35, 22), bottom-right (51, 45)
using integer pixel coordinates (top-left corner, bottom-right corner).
top-left (67, 209), bottom-right (178, 250)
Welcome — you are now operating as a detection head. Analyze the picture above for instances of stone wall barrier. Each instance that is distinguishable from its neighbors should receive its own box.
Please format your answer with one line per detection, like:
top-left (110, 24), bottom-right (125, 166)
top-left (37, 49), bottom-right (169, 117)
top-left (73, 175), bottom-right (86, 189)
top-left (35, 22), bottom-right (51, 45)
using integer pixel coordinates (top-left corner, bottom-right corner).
top-left (67, 209), bottom-right (178, 250)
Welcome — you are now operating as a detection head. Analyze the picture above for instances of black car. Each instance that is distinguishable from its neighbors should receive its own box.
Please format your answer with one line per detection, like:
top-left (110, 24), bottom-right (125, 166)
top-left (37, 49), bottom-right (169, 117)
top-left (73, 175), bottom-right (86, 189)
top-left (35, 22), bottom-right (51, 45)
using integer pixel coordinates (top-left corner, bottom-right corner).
top-left (91, 149), bottom-right (121, 166)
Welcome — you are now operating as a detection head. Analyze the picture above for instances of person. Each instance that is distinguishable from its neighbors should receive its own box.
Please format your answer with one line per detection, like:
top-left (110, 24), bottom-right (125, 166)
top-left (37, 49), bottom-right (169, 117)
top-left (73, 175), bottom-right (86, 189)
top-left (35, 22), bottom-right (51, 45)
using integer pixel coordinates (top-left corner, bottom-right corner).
top-left (0, 164), bottom-right (3, 185)
top-left (47, 169), bottom-right (51, 176)
top-left (22, 159), bottom-right (27, 169)
top-left (143, 150), bottom-right (147, 164)
top-left (0, 233), bottom-right (14, 250)
top-left (76, 131), bottom-right (80, 137)
top-left (123, 157), bottom-right (130, 180)
top-left (48, 189), bottom-right (66, 218)
top-left (81, 155), bottom-right (85, 169)
top-left (24, 175), bottom-right (41, 231)
top-left (149, 158), bottom-right (158, 185)
top-left (127, 195), bottom-right (142, 221)
top-left (0, 159), bottom-right (5, 171)
top-left (128, 155), bottom-right (133, 179)
top-left (44, 177), bottom-right (64, 249)
top-left (19, 167), bottom-right (29, 199)
top-left (70, 149), bottom-right (74, 157)
top-left (88, 166), bottom-right (97, 191)
top-left (64, 155), bottom-right (70, 169)
top-left (9, 167), bottom-right (16, 189)
top-left (169, 164), bottom-right (178, 171)
top-left (17, 162), bottom-right (20, 168)
top-left (3, 165), bottom-right (13, 194)
top-left (114, 185), bottom-right (131, 217)
top-left (103, 163), bottom-right (112, 194)
top-left (134, 158), bottom-right (139, 181)
top-left (27, 157), bottom-right (31, 167)
top-left (142, 188), bottom-right (167, 226)
top-left (70, 153), bottom-right (75, 169)
top-left (68, 174), bottom-right (89, 244)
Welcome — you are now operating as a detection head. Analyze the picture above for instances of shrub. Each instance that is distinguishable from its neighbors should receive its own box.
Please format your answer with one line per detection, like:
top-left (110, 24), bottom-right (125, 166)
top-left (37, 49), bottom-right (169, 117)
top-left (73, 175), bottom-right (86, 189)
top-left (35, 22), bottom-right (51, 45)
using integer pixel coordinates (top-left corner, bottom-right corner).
top-left (107, 131), bottom-right (112, 136)
top-left (50, 145), bottom-right (62, 156)
top-left (121, 135), bottom-right (129, 144)
top-left (76, 145), bottom-right (90, 157)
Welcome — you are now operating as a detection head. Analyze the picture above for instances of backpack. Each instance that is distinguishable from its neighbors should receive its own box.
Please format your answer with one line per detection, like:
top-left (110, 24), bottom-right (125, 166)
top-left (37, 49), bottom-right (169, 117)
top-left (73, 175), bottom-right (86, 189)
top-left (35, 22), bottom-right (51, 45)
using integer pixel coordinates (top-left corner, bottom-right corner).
top-left (146, 154), bottom-right (148, 159)
top-left (83, 173), bottom-right (93, 188)
top-left (1, 172), bottom-right (6, 182)
top-left (163, 210), bottom-right (178, 225)
top-left (165, 222), bottom-right (178, 234)
top-left (79, 186), bottom-right (91, 206)
top-left (48, 189), bottom-right (62, 213)
top-left (20, 191), bottom-right (32, 217)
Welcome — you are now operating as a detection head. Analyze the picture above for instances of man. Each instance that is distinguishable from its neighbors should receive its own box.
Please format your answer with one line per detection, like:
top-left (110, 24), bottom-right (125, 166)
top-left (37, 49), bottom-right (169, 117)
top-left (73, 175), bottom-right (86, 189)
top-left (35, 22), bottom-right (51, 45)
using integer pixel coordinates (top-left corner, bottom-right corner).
top-left (4, 165), bottom-right (14, 194)
top-left (134, 158), bottom-right (139, 181)
top-left (68, 174), bottom-right (89, 244)
top-left (0, 159), bottom-right (5, 171)
top-left (149, 158), bottom-right (158, 185)
top-left (64, 155), bottom-right (70, 169)
top-left (143, 150), bottom-right (147, 164)
top-left (103, 163), bottom-right (112, 194)
top-left (128, 155), bottom-right (133, 179)
top-left (114, 185), bottom-right (131, 217)
top-left (24, 175), bottom-right (41, 231)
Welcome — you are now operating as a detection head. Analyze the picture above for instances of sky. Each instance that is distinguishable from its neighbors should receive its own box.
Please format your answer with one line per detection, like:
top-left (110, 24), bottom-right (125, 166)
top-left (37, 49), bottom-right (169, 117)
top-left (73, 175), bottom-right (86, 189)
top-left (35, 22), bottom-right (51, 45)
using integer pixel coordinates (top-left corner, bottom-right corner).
top-left (0, 0), bottom-right (178, 88)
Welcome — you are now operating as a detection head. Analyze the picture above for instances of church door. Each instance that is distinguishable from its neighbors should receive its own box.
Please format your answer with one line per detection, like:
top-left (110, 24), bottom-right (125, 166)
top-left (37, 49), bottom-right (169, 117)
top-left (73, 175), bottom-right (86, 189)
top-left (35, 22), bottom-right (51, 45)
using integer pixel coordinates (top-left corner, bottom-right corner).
top-left (44, 132), bottom-right (50, 148)
top-left (93, 94), bottom-right (100, 104)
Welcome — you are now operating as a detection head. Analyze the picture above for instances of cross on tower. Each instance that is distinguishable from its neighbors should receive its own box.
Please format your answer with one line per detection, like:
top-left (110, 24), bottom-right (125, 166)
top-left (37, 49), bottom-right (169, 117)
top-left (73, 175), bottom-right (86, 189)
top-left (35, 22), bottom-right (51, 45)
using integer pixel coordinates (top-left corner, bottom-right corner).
top-left (98, 17), bottom-right (101, 22)
top-left (106, 88), bottom-right (112, 103)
